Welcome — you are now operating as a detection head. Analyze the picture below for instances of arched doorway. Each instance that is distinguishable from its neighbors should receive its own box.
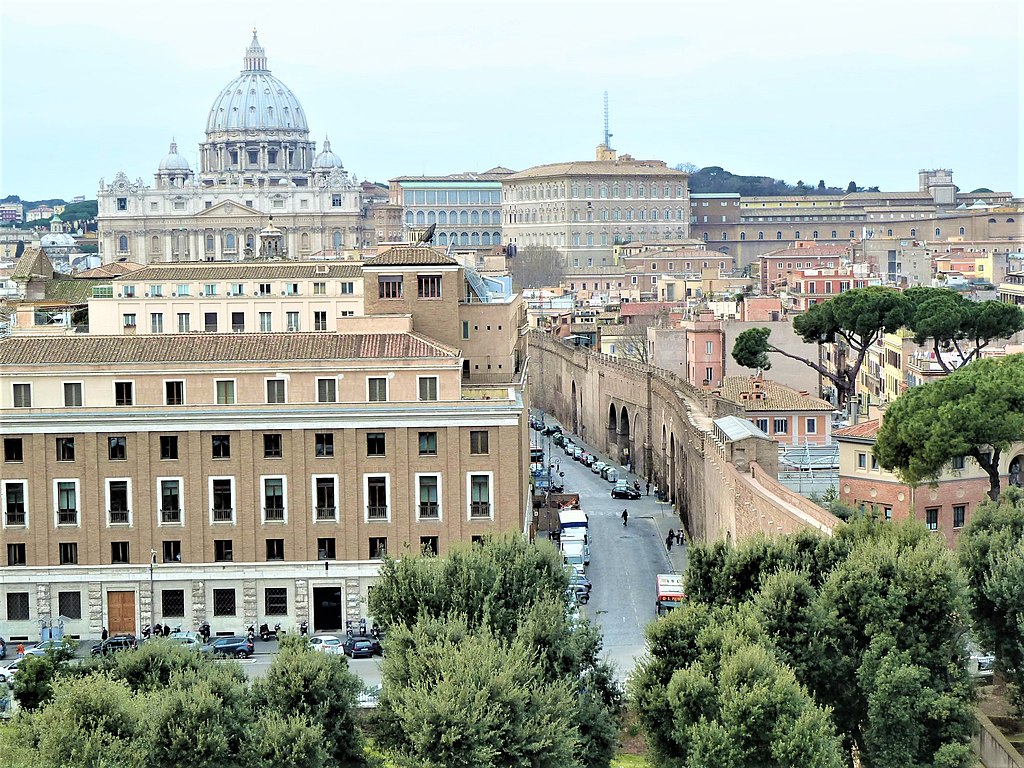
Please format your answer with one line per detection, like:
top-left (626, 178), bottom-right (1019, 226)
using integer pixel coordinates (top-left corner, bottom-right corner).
top-left (607, 404), bottom-right (619, 463)
top-left (619, 407), bottom-right (631, 469)
top-left (668, 432), bottom-right (676, 503)
top-left (571, 380), bottom-right (579, 435)
top-left (1010, 455), bottom-right (1024, 487)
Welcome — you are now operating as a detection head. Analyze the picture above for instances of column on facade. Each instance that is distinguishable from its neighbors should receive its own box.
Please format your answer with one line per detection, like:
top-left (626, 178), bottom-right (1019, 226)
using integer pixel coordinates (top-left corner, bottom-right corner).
top-left (164, 232), bottom-right (173, 262)
top-left (215, 229), bottom-right (223, 260)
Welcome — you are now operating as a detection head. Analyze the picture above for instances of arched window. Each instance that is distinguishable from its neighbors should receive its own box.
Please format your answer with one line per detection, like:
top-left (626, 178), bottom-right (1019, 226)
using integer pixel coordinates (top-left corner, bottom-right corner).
top-left (721, 232), bottom-right (728, 241)
top-left (832, 230), bottom-right (838, 238)
top-left (469, 210), bottom-right (479, 226)
top-left (205, 234), bottom-right (214, 252)
top-left (414, 211), bottom-right (425, 226)
top-left (482, 232), bottom-right (491, 245)
top-left (437, 232), bottom-right (448, 246)
top-left (459, 232), bottom-right (469, 246)
top-left (740, 232), bottom-right (746, 241)
top-left (481, 210), bottom-right (490, 225)
top-left (794, 230), bottom-right (801, 239)
top-left (332, 230), bottom-right (342, 248)
top-left (450, 210), bottom-right (457, 222)
top-left (300, 232), bottom-right (310, 250)
top-left (225, 233), bottom-right (236, 250)
top-left (935, 228), bottom-right (941, 237)
top-left (459, 211), bottom-right (469, 225)
top-left (427, 211), bottom-right (436, 225)
top-left (470, 232), bottom-right (480, 245)
top-left (612, 185), bottom-right (620, 197)
top-left (959, 227), bottom-right (965, 236)
top-left (450, 232), bottom-right (458, 244)
top-left (989, 218), bottom-right (997, 223)
top-left (151, 235), bottom-right (160, 251)
top-left (850, 230), bottom-right (855, 238)
top-left (812, 231), bottom-right (819, 239)
top-left (405, 211), bottom-right (413, 225)
top-left (438, 211), bottom-right (447, 225)
top-left (1008, 218), bottom-right (1016, 223)
top-left (777, 231), bottom-right (783, 240)
top-left (492, 231), bottom-right (500, 243)
top-left (885, 228), bottom-right (892, 237)
top-left (246, 234), bottom-right (255, 249)
top-left (702, 232), bottom-right (709, 242)
top-left (758, 231), bottom-right (764, 240)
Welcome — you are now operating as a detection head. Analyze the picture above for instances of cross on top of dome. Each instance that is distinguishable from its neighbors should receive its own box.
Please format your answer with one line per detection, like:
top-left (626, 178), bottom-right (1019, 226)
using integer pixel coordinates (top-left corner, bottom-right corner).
top-left (244, 28), bottom-right (268, 71)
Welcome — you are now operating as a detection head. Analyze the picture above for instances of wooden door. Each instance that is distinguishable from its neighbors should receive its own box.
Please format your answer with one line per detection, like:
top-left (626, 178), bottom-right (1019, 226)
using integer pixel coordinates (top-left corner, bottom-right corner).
top-left (107, 591), bottom-right (135, 634)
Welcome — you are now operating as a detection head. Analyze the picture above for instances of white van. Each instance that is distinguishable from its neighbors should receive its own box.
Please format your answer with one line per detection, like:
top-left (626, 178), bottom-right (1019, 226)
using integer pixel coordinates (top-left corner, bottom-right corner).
top-left (560, 532), bottom-right (590, 564)
top-left (562, 539), bottom-right (589, 570)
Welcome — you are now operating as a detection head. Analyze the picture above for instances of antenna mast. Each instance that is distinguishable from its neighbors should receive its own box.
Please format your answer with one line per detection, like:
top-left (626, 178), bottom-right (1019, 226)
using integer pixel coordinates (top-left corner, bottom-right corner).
top-left (603, 91), bottom-right (613, 148)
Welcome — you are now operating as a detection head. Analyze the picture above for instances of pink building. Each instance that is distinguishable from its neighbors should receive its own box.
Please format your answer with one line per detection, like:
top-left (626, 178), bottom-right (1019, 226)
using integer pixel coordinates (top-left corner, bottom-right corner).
top-left (787, 267), bottom-right (875, 311)
top-left (683, 311), bottom-right (726, 388)
top-left (739, 296), bottom-right (784, 322)
top-left (758, 244), bottom-right (848, 293)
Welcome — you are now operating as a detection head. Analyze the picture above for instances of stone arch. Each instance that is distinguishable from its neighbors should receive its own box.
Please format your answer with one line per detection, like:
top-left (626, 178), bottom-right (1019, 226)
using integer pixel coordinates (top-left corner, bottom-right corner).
top-left (607, 402), bottom-right (618, 433)
top-left (619, 406), bottom-right (632, 468)
top-left (1010, 454), bottom-right (1024, 487)
top-left (571, 380), bottom-right (579, 435)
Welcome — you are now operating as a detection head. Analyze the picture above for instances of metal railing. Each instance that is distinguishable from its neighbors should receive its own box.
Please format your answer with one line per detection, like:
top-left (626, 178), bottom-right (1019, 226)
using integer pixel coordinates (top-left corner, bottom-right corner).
top-left (108, 509), bottom-right (130, 524)
top-left (418, 502), bottom-right (439, 518)
top-left (57, 508), bottom-right (78, 525)
top-left (212, 506), bottom-right (234, 522)
top-left (4, 509), bottom-right (25, 526)
top-left (160, 507), bottom-right (181, 524)
top-left (264, 506), bottom-right (285, 521)
top-left (367, 505), bottom-right (388, 520)
top-left (470, 501), bottom-right (491, 518)
top-left (315, 505), bottom-right (336, 521)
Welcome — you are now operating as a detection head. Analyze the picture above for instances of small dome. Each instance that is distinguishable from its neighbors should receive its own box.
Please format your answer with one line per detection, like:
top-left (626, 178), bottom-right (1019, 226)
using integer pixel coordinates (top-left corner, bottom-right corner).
top-left (158, 140), bottom-right (192, 172)
top-left (312, 138), bottom-right (344, 170)
top-left (40, 233), bottom-right (77, 247)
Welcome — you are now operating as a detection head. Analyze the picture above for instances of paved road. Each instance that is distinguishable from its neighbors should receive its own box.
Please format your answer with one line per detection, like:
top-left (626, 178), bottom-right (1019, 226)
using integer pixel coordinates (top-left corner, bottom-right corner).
top-left (537, 421), bottom-right (689, 681)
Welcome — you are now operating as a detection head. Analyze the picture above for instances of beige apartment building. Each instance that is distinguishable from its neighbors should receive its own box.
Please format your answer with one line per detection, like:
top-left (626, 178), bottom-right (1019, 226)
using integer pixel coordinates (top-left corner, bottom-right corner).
top-left (0, 244), bottom-right (529, 642)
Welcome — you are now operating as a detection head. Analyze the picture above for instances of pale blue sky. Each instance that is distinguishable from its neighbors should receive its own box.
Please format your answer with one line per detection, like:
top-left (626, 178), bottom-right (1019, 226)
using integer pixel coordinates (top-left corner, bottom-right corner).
top-left (1, 0), bottom-right (1020, 201)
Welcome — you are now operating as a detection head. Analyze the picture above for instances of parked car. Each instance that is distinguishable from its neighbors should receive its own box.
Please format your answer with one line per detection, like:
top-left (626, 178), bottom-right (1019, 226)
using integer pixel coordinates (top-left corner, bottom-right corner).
top-left (552, 433), bottom-right (566, 447)
top-left (201, 636), bottom-right (254, 658)
top-left (25, 639), bottom-right (76, 661)
top-left (563, 442), bottom-right (576, 455)
top-left (580, 453), bottom-right (596, 467)
top-left (342, 636), bottom-right (375, 659)
top-left (571, 446), bottom-right (583, 460)
top-left (591, 461), bottom-right (607, 474)
top-left (0, 637), bottom-right (6, 659)
top-left (542, 425), bottom-right (562, 436)
top-left (611, 481), bottom-right (642, 500)
top-left (167, 632), bottom-right (201, 649)
top-left (91, 634), bottom-right (138, 656)
top-left (0, 659), bottom-right (22, 684)
top-left (569, 571), bottom-right (593, 601)
top-left (346, 633), bottom-right (383, 656)
top-left (308, 634), bottom-right (345, 655)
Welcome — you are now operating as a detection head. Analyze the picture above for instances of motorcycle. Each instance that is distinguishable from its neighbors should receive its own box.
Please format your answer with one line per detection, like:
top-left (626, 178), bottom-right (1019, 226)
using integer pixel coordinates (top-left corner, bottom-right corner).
top-left (141, 624), bottom-right (151, 641)
top-left (299, 621), bottom-right (308, 637)
top-left (274, 622), bottom-right (284, 639)
top-left (246, 624), bottom-right (256, 642)
top-left (198, 621), bottom-right (211, 644)
top-left (259, 623), bottom-right (274, 642)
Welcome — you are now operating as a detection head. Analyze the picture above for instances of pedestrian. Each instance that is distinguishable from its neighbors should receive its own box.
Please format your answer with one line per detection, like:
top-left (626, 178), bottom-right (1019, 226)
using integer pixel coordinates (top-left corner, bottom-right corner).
top-left (646, 481), bottom-right (650, 496)
top-left (666, 529), bottom-right (675, 552)
top-left (676, 530), bottom-right (684, 546)
top-left (621, 508), bottom-right (628, 526)
top-left (101, 627), bottom-right (108, 641)
top-left (634, 479), bottom-right (641, 492)
top-left (16, 643), bottom-right (24, 658)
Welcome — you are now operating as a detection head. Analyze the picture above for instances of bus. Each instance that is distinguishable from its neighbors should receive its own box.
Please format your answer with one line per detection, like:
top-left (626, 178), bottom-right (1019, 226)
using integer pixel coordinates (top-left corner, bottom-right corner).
top-left (656, 573), bottom-right (685, 616)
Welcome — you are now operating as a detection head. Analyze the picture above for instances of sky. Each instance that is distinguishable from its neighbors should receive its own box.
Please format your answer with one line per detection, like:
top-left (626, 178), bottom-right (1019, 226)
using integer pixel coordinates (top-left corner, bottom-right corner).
top-left (1, 0), bottom-right (1021, 201)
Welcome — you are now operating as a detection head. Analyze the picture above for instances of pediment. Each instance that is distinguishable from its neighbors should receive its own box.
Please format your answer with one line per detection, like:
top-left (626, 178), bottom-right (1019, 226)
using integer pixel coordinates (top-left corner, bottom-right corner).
top-left (195, 200), bottom-right (262, 218)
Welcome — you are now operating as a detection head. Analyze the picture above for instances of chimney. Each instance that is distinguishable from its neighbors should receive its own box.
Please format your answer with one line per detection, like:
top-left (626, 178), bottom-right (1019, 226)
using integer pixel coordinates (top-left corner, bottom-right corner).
top-left (596, 144), bottom-right (617, 162)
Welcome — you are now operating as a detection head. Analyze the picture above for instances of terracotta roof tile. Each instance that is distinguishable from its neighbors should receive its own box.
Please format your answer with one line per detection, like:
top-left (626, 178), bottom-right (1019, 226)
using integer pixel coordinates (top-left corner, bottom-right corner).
top-left (364, 246), bottom-right (459, 267)
top-left (118, 262), bottom-right (362, 282)
top-left (716, 375), bottom-right (834, 412)
top-left (833, 419), bottom-right (880, 439)
top-left (506, 160), bottom-right (687, 180)
top-left (0, 332), bottom-right (459, 367)
top-left (760, 245), bottom-right (850, 258)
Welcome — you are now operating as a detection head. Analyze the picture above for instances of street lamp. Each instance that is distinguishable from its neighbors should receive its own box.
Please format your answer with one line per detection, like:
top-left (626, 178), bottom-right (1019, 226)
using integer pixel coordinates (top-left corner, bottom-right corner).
top-left (149, 549), bottom-right (157, 629)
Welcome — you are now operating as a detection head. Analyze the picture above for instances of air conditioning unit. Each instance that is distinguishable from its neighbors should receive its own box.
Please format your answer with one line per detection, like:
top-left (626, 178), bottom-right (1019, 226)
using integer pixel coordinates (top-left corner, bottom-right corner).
top-left (171, 292), bottom-right (177, 297)
top-left (199, 292), bottom-right (204, 297)
top-left (226, 291), bottom-right (233, 297)
top-left (281, 291), bottom-right (287, 295)
top-left (116, 293), bottom-right (122, 298)
top-left (144, 292), bottom-right (150, 297)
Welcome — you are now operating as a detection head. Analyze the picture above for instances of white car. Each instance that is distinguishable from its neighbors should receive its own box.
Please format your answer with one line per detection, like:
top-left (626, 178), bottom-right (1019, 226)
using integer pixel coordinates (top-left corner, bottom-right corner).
top-left (308, 634), bottom-right (345, 655)
top-left (0, 659), bottom-right (22, 684)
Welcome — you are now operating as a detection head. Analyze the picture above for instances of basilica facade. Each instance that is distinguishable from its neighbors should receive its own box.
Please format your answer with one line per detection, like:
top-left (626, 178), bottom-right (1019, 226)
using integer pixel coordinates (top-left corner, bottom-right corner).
top-left (96, 32), bottom-right (364, 265)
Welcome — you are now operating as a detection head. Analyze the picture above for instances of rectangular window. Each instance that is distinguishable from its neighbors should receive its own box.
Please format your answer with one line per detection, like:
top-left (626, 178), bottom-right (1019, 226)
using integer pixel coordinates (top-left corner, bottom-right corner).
top-left (953, 505), bottom-right (966, 529)
top-left (317, 378), bottom-right (336, 403)
top-left (204, 312), bottom-right (218, 332)
top-left (111, 541), bottom-right (130, 564)
top-left (212, 587), bottom-right (235, 614)
top-left (108, 436), bottom-right (127, 461)
top-left (212, 434), bottom-right (231, 459)
top-left (160, 479), bottom-right (181, 524)
top-left (7, 543), bottom-right (26, 565)
top-left (368, 377), bottom-right (387, 402)
top-left (379, 275), bottom-right (403, 299)
top-left (871, 455), bottom-right (878, 470)
top-left (314, 476), bottom-right (337, 520)
top-left (59, 542), bottom-right (78, 564)
top-left (263, 433), bottom-right (282, 458)
top-left (313, 281), bottom-right (327, 295)
top-left (64, 382), bottom-right (83, 407)
top-left (177, 313), bottom-right (190, 333)
top-left (107, 480), bottom-right (130, 525)
top-left (160, 435), bottom-right (178, 460)
top-left (257, 283), bottom-right (271, 296)
top-left (56, 437), bottom-right (75, 462)
top-left (369, 536), bottom-right (388, 559)
top-left (806, 417), bottom-right (817, 435)
top-left (114, 381), bottom-right (134, 406)
top-left (265, 587), bottom-right (288, 615)
top-left (773, 418), bottom-right (788, 435)
top-left (4, 481), bottom-right (27, 526)
top-left (7, 592), bottom-right (30, 620)
top-left (151, 312), bottom-right (164, 333)
top-left (266, 379), bottom-right (286, 404)
top-left (286, 283), bottom-right (300, 296)
top-left (265, 539), bottom-right (284, 560)
top-left (317, 537), bottom-right (336, 560)
top-left (462, 321), bottom-right (470, 339)
top-left (122, 313), bottom-right (136, 328)
top-left (214, 541), bottom-right (233, 563)
top-left (211, 478), bottom-right (233, 522)
top-left (340, 282), bottom-right (354, 295)
top-left (418, 475), bottom-right (439, 519)
top-left (366, 476), bottom-right (388, 520)
top-left (366, 432), bottom-right (386, 457)
top-left (420, 536), bottom-right (439, 556)
top-left (313, 310), bottom-right (328, 331)
top-left (259, 312), bottom-right (272, 332)
top-left (4, 438), bottom-right (23, 462)
top-left (926, 507), bottom-right (939, 531)
top-left (418, 376), bottom-right (438, 402)
top-left (857, 453), bottom-right (867, 469)
top-left (165, 380), bottom-right (184, 406)
top-left (176, 284), bottom-right (190, 297)
top-left (417, 274), bottom-right (442, 298)
top-left (58, 591), bottom-right (82, 619)
top-left (286, 311), bottom-right (300, 332)
top-left (263, 478), bottom-right (285, 522)
top-left (470, 474), bottom-right (492, 518)
top-left (315, 432), bottom-right (334, 458)
top-left (951, 456), bottom-right (965, 470)
top-left (162, 588), bottom-right (185, 616)
top-left (215, 380), bottom-right (235, 405)
top-left (12, 383), bottom-right (31, 408)
top-left (470, 430), bottom-right (489, 455)
top-left (231, 312), bottom-right (244, 332)
top-left (419, 431), bottom-right (437, 456)
top-left (162, 540), bottom-right (181, 563)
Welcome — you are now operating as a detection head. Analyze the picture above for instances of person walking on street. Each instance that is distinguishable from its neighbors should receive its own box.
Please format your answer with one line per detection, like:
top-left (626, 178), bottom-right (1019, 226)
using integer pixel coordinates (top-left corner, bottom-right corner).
top-left (633, 479), bottom-right (641, 493)
top-left (621, 508), bottom-right (629, 526)
top-left (101, 627), bottom-right (108, 641)
top-left (16, 643), bottom-right (24, 658)
top-left (676, 529), bottom-right (684, 546)
top-left (666, 529), bottom-right (675, 552)
top-left (646, 481), bottom-right (651, 496)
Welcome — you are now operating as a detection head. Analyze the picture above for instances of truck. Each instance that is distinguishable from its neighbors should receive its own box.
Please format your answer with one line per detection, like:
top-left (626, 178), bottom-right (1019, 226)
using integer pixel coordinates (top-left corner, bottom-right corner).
top-left (560, 530), bottom-right (590, 564)
top-left (558, 509), bottom-right (589, 538)
top-left (656, 573), bottom-right (686, 616)
top-left (562, 539), bottom-right (588, 573)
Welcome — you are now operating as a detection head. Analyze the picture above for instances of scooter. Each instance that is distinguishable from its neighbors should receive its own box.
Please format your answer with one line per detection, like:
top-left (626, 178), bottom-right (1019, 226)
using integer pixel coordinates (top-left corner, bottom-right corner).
top-left (274, 622), bottom-right (284, 639)
top-left (299, 621), bottom-right (308, 637)
top-left (198, 621), bottom-right (211, 644)
top-left (259, 623), bottom-right (274, 642)
top-left (246, 624), bottom-right (256, 642)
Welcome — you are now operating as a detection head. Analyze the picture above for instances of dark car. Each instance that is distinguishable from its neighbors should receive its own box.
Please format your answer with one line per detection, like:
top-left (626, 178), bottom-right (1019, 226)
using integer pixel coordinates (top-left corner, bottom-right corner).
top-left (552, 433), bottom-right (566, 447)
top-left (343, 636), bottom-right (375, 659)
top-left (347, 633), bottom-right (383, 656)
top-left (201, 635), bottom-right (254, 658)
top-left (542, 425), bottom-right (562, 436)
top-left (611, 481), bottom-right (642, 500)
top-left (91, 634), bottom-right (138, 656)
top-left (0, 637), bottom-right (6, 659)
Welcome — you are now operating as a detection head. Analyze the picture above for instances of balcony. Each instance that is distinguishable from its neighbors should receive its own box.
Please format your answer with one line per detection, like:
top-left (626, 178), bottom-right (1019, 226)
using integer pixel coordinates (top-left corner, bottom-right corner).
top-left (4, 508), bottom-right (25, 526)
top-left (57, 508), bottom-right (78, 525)
top-left (470, 501), bottom-right (492, 518)
top-left (264, 506), bottom-right (285, 522)
top-left (108, 508), bottom-right (130, 525)
top-left (160, 507), bottom-right (181, 524)
top-left (418, 502), bottom-right (439, 519)
top-left (212, 506), bottom-right (234, 522)
top-left (315, 505), bottom-right (336, 521)
top-left (367, 505), bottom-right (388, 521)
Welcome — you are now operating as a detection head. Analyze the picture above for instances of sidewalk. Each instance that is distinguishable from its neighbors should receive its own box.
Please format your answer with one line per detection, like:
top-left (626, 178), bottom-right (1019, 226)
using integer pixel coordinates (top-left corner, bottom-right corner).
top-left (538, 414), bottom-right (688, 574)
